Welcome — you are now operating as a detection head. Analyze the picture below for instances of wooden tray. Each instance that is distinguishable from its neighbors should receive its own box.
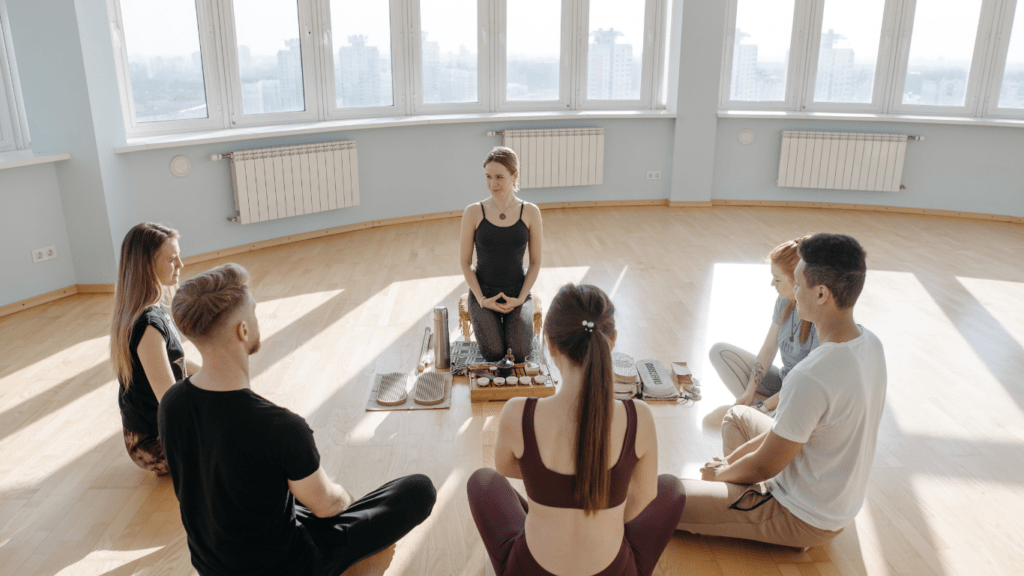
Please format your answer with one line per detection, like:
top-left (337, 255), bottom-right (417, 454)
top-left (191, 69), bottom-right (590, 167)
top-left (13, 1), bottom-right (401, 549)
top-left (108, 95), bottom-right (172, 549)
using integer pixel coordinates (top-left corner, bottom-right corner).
top-left (468, 365), bottom-right (557, 402)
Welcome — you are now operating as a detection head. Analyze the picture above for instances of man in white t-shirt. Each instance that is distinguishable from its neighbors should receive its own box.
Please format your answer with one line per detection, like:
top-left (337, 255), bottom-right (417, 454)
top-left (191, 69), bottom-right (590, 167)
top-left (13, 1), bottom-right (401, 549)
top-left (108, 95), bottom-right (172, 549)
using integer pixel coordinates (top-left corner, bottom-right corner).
top-left (677, 233), bottom-right (886, 548)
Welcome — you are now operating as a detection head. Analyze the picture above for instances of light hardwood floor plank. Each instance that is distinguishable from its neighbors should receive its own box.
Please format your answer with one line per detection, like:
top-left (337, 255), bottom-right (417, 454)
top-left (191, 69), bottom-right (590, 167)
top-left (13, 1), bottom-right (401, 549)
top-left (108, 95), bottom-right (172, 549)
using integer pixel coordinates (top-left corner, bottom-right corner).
top-left (1, 206), bottom-right (1022, 575)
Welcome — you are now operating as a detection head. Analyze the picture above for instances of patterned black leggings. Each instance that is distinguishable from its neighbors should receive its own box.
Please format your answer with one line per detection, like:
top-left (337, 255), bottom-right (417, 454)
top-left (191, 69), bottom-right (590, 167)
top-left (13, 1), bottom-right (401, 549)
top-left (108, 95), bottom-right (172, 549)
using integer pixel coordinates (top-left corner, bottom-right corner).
top-left (122, 428), bottom-right (169, 475)
top-left (468, 285), bottom-right (534, 362)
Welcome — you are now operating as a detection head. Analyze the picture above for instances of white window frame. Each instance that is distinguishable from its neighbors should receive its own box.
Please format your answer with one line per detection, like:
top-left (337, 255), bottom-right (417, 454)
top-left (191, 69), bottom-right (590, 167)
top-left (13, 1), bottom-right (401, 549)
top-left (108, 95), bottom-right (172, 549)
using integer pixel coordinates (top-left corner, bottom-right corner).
top-left (719, 0), bottom-right (812, 111)
top-left (0, 0), bottom-right (29, 151)
top-left (984, 0), bottom-right (1024, 117)
top-left (109, 0), bottom-right (228, 137)
top-left (409, 0), bottom-right (492, 114)
top-left (219, 0), bottom-right (324, 127)
top-left (887, 0), bottom-right (1001, 116)
top-left (799, 0), bottom-right (902, 113)
top-left (317, 0), bottom-right (409, 119)
top-left (495, 0), bottom-right (573, 111)
top-left (577, 0), bottom-right (663, 110)
top-left (720, 0), bottom-right (1024, 121)
top-left (111, 0), bottom-right (672, 137)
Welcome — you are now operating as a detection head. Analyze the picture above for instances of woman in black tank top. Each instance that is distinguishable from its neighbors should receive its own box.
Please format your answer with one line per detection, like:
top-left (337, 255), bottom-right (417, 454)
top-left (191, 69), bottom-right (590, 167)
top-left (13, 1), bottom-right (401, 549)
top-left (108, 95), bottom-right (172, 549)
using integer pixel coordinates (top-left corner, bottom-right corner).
top-left (459, 147), bottom-right (545, 361)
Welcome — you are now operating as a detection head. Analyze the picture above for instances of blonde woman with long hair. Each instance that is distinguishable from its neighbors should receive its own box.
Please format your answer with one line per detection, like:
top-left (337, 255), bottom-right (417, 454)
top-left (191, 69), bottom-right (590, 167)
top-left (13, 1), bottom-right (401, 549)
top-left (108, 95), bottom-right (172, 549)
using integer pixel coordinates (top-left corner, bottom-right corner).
top-left (708, 235), bottom-right (817, 415)
top-left (110, 223), bottom-right (199, 474)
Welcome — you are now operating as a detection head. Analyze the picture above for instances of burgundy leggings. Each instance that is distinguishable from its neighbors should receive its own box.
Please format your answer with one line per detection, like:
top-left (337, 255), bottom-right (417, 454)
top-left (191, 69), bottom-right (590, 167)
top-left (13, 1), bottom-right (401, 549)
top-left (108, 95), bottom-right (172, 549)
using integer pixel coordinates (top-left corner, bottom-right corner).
top-left (467, 468), bottom-right (685, 576)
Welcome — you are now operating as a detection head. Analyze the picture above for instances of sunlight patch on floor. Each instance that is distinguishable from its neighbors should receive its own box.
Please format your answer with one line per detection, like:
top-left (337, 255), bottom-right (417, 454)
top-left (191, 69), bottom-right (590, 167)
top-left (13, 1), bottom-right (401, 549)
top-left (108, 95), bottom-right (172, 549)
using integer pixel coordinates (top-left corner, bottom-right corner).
top-left (702, 263), bottom-right (776, 408)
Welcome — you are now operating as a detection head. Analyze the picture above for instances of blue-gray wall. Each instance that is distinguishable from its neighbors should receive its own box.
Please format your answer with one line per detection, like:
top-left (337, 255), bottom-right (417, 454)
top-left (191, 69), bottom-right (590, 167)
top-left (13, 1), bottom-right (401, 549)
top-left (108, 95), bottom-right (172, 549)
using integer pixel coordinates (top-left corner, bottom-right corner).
top-left (1, 0), bottom-right (1022, 308)
top-left (0, 163), bottom-right (76, 304)
top-left (713, 118), bottom-right (1024, 217)
top-left (120, 120), bottom-right (675, 257)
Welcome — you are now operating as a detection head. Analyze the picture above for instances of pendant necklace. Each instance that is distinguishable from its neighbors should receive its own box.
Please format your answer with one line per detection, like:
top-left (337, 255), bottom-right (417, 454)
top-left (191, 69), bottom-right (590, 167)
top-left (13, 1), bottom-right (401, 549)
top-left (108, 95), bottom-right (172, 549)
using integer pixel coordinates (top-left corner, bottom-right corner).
top-left (789, 317), bottom-right (798, 342)
top-left (494, 195), bottom-right (517, 220)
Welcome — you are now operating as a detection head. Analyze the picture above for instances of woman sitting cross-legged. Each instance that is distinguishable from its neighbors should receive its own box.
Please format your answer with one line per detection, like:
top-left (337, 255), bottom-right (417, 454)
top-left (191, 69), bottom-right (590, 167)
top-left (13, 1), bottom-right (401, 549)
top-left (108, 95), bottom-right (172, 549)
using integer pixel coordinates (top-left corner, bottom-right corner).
top-left (459, 146), bottom-right (543, 362)
top-left (467, 283), bottom-right (686, 576)
top-left (709, 235), bottom-right (817, 415)
top-left (110, 222), bottom-right (201, 475)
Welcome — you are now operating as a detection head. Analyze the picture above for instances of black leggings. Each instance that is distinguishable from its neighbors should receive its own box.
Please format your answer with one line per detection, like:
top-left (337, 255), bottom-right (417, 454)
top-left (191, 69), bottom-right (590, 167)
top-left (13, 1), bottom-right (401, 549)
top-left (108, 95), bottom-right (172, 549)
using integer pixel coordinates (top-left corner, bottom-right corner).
top-left (468, 285), bottom-right (534, 362)
top-left (296, 474), bottom-right (436, 576)
top-left (467, 468), bottom-right (685, 576)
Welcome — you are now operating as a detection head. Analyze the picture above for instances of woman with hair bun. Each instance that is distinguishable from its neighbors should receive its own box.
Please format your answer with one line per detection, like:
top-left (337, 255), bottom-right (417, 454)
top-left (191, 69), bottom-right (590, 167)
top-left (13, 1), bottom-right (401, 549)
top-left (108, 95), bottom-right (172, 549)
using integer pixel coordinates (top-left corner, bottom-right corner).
top-left (459, 146), bottom-right (544, 362)
top-left (110, 222), bottom-right (200, 474)
top-left (709, 235), bottom-right (818, 415)
top-left (467, 283), bottom-right (685, 576)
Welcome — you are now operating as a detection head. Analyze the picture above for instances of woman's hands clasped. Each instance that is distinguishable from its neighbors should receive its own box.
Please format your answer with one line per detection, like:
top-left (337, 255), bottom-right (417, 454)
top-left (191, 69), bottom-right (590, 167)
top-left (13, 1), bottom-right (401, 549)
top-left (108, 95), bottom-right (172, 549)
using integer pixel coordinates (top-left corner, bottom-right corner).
top-left (478, 292), bottom-right (525, 314)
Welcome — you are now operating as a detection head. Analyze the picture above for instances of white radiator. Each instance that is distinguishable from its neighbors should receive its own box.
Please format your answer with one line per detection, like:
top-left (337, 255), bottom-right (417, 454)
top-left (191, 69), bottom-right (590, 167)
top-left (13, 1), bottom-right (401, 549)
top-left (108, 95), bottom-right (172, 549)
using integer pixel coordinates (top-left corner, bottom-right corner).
top-left (226, 141), bottom-right (359, 224)
top-left (502, 128), bottom-right (604, 189)
top-left (777, 131), bottom-right (908, 192)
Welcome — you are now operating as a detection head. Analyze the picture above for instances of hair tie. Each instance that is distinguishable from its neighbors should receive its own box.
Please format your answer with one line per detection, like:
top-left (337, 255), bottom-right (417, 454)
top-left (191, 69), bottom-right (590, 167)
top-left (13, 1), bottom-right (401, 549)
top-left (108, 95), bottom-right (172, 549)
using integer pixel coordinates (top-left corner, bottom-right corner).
top-left (581, 320), bottom-right (595, 332)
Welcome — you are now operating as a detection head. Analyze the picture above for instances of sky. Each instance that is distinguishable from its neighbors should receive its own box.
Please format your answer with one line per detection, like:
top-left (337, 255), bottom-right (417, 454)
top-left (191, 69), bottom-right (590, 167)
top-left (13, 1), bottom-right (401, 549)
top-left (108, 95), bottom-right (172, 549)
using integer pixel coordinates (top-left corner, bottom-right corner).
top-left (119, 0), bottom-right (1009, 67)
top-left (735, 0), bottom-right (988, 65)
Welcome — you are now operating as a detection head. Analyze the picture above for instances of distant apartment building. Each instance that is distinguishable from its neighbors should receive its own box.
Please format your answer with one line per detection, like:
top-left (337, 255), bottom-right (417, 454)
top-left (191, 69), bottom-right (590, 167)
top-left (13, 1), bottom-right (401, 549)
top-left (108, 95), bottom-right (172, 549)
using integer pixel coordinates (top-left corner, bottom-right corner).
top-left (814, 29), bottom-right (855, 102)
top-left (731, 31), bottom-right (758, 101)
top-left (337, 35), bottom-right (385, 107)
top-left (421, 34), bottom-right (476, 103)
top-left (278, 39), bottom-right (304, 111)
top-left (730, 29), bottom-right (786, 101)
top-left (588, 28), bottom-right (634, 100)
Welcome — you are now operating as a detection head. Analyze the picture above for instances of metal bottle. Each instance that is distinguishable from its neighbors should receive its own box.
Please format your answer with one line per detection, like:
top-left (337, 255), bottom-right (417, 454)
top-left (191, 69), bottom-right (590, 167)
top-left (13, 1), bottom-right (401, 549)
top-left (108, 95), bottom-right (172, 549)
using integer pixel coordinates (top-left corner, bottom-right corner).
top-left (433, 306), bottom-right (451, 370)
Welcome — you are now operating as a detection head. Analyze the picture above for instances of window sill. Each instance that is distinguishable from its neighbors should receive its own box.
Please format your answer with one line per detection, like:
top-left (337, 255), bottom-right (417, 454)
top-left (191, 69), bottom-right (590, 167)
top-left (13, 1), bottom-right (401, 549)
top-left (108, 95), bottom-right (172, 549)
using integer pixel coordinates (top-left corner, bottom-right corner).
top-left (0, 151), bottom-right (71, 171)
top-left (113, 110), bottom-right (677, 154)
top-left (717, 110), bottom-right (1024, 128)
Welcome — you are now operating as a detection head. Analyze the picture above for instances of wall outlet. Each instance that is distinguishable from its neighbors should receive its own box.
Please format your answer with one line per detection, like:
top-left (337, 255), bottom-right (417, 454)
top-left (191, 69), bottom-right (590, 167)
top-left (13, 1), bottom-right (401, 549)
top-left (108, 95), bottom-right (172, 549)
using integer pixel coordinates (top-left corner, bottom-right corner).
top-left (32, 245), bottom-right (57, 263)
top-left (646, 171), bottom-right (662, 180)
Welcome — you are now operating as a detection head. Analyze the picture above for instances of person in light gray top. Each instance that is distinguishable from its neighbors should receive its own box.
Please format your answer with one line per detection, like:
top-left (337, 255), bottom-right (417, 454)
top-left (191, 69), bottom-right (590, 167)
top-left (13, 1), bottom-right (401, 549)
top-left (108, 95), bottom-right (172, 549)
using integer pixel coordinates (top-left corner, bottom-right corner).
top-left (678, 233), bottom-right (886, 549)
top-left (709, 236), bottom-right (817, 415)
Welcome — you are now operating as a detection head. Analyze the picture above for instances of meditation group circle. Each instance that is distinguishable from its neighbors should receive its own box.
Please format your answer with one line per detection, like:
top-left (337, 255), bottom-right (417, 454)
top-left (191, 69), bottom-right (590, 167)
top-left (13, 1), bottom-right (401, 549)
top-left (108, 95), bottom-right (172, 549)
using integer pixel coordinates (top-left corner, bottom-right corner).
top-left (110, 146), bottom-right (886, 576)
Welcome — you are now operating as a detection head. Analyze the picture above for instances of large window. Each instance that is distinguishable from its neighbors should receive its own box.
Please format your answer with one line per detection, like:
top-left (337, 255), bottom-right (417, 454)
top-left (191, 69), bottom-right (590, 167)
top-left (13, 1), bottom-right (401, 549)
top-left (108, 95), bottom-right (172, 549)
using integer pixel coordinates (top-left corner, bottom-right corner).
top-left (111, 0), bottom-right (668, 137)
top-left (119, 0), bottom-right (210, 122)
top-left (506, 0), bottom-right (562, 103)
top-left (901, 0), bottom-right (984, 107)
top-left (727, 0), bottom-right (796, 103)
top-left (812, 0), bottom-right (887, 104)
top-left (329, 0), bottom-right (395, 109)
top-left (0, 0), bottom-right (28, 152)
top-left (993, 0), bottom-right (1024, 113)
top-left (722, 0), bottom-right (1022, 120)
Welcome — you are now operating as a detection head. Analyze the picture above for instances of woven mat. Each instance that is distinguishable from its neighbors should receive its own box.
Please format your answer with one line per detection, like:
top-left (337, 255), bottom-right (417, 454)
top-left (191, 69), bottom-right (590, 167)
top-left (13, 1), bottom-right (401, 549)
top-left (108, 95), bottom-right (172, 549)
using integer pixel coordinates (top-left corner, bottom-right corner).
top-left (365, 371), bottom-right (453, 411)
top-left (450, 335), bottom-right (543, 376)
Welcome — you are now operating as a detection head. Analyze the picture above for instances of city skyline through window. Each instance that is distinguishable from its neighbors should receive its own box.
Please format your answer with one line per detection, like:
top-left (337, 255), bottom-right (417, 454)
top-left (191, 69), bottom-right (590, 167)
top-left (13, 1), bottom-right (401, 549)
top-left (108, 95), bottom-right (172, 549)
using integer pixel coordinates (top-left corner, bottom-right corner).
top-left (120, 0), bottom-right (208, 123)
top-left (507, 0), bottom-right (561, 101)
top-left (902, 0), bottom-right (983, 107)
top-left (330, 0), bottom-right (394, 108)
top-left (729, 0), bottom-right (795, 102)
top-left (587, 0), bottom-right (644, 100)
top-left (420, 0), bottom-right (478, 104)
top-left (812, 0), bottom-right (885, 104)
top-left (234, 0), bottom-right (306, 115)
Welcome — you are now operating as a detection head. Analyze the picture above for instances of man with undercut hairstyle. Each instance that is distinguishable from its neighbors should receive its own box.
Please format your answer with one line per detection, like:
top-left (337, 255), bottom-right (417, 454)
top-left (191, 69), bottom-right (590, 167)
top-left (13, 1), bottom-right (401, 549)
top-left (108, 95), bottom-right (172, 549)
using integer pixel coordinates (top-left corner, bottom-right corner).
top-left (160, 263), bottom-right (436, 576)
top-left (677, 233), bottom-right (886, 548)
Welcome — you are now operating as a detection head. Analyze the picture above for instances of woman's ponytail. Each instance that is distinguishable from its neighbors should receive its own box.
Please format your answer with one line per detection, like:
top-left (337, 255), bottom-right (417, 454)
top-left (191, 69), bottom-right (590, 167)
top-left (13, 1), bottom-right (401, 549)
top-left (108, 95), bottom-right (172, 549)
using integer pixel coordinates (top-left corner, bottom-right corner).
top-left (544, 283), bottom-right (616, 515)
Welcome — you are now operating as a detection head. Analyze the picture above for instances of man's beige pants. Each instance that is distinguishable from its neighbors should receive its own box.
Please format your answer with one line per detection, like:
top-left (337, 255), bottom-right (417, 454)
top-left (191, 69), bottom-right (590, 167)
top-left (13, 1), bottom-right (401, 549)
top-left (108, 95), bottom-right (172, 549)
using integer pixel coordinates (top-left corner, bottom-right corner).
top-left (676, 405), bottom-right (843, 548)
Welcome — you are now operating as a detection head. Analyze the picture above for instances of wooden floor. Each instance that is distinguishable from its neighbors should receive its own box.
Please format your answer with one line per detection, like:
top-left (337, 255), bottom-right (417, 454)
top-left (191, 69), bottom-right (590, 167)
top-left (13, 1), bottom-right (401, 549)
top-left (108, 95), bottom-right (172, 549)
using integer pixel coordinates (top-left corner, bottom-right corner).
top-left (2, 205), bottom-right (1023, 576)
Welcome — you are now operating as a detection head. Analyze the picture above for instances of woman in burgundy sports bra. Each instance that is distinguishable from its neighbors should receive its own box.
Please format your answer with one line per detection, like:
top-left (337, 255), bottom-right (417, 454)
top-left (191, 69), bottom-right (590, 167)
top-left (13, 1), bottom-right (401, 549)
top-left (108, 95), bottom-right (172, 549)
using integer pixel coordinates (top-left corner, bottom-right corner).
top-left (459, 146), bottom-right (544, 361)
top-left (467, 284), bottom-right (686, 576)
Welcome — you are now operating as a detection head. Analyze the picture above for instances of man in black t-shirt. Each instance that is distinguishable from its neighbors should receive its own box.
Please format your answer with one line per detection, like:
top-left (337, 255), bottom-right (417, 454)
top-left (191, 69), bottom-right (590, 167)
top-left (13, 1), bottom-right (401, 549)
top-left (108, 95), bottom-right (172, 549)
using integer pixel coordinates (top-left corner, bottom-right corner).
top-left (160, 263), bottom-right (436, 576)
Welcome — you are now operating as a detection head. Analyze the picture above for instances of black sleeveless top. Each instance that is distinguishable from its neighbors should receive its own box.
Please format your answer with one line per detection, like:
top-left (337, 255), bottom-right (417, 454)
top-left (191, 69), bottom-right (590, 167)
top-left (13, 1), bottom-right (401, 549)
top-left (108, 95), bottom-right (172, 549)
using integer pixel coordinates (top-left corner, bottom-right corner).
top-left (474, 202), bottom-right (530, 288)
top-left (519, 398), bottom-right (640, 509)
